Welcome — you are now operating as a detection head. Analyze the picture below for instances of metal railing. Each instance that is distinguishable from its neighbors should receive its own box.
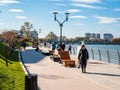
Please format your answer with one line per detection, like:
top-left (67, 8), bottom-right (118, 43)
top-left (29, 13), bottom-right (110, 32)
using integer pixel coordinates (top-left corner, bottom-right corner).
top-left (46, 44), bottom-right (120, 65)
top-left (70, 46), bottom-right (120, 65)
top-left (88, 48), bottom-right (120, 65)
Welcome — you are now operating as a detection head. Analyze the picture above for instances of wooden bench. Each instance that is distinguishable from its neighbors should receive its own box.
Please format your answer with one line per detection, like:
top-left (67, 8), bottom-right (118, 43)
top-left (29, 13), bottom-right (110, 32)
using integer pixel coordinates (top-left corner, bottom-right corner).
top-left (62, 59), bottom-right (75, 67)
top-left (48, 50), bottom-right (53, 55)
top-left (50, 54), bottom-right (60, 62)
top-left (59, 51), bottom-right (76, 67)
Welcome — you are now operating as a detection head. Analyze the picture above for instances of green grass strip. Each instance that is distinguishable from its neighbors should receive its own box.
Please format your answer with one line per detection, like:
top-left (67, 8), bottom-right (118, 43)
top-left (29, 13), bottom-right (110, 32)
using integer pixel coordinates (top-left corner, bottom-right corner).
top-left (0, 42), bottom-right (25, 90)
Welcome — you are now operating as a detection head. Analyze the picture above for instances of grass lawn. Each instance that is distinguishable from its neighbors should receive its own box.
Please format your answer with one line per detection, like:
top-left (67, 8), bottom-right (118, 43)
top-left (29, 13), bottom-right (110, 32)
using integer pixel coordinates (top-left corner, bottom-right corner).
top-left (0, 42), bottom-right (25, 90)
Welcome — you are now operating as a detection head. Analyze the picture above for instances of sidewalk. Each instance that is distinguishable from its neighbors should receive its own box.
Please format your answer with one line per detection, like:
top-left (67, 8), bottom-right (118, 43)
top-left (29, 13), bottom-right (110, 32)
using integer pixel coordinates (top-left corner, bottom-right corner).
top-left (21, 46), bottom-right (120, 90)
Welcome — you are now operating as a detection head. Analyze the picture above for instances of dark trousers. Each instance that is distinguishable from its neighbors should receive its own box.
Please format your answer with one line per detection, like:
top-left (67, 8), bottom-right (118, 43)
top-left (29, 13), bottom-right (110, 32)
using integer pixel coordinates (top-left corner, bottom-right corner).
top-left (81, 60), bottom-right (87, 72)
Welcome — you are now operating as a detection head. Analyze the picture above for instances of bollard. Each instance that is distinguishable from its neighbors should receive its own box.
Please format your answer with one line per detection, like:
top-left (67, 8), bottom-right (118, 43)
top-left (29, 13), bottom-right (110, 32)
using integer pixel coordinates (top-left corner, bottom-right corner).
top-left (25, 74), bottom-right (37, 90)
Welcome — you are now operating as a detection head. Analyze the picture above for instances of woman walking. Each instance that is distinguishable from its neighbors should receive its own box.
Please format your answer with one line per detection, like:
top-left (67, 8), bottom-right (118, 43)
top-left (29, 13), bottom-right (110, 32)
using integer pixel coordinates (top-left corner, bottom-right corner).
top-left (78, 44), bottom-right (89, 73)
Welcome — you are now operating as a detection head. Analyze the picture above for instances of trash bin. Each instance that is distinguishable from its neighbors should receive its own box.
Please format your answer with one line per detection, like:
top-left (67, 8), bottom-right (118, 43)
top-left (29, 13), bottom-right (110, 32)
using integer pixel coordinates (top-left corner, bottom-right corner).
top-left (25, 74), bottom-right (37, 90)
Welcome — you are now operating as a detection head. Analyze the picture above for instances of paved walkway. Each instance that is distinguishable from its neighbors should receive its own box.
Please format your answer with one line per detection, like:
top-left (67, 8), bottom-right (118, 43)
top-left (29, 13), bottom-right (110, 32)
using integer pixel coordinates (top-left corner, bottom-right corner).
top-left (21, 46), bottom-right (120, 90)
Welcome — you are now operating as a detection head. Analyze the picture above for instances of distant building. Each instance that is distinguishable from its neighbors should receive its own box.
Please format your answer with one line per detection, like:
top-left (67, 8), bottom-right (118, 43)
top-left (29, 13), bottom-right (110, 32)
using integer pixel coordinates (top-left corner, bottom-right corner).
top-left (96, 33), bottom-right (100, 40)
top-left (90, 33), bottom-right (96, 40)
top-left (18, 30), bottom-right (38, 40)
top-left (29, 31), bottom-right (38, 40)
top-left (85, 33), bottom-right (101, 40)
top-left (103, 33), bottom-right (113, 41)
top-left (85, 33), bottom-right (91, 39)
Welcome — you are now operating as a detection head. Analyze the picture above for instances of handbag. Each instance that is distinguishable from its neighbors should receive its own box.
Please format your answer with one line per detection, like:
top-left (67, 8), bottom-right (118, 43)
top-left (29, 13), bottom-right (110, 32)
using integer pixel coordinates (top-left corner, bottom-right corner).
top-left (77, 59), bottom-right (81, 69)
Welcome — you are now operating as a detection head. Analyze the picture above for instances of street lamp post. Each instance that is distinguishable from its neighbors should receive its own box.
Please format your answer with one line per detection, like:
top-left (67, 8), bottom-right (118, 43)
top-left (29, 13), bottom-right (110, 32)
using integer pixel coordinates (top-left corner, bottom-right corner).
top-left (38, 29), bottom-right (41, 42)
top-left (39, 29), bottom-right (41, 33)
top-left (53, 12), bottom-right (69, 44)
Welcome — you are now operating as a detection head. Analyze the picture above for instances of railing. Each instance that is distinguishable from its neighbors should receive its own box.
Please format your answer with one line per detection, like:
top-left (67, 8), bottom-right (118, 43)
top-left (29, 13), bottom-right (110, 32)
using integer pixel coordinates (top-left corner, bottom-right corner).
top-left (70, 46), bottom-right (120, 65)
top-left (88, 48), bottom-right (120, 65)
top-left (45, 43), bottom-right (120, 65)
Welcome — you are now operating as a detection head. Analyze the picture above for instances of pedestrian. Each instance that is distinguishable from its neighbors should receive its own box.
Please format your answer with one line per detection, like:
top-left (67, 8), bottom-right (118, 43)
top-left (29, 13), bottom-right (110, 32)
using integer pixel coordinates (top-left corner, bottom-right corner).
top-left (61, 42), bottom-right (66, 51)
top-left (35, 42), bottom-right (39, 51)
top-left (78, 44), bottom-right (89, 73)
top-left (44, 42), bottom-right (46, 47)
top-left (22, 40), bottom-right (26, 50)
top-left (52, 42), bottom-right (56, 53)
top-left (57, 43), bottom-right (61, 51)
top-left (68, 44), bottom-right (72, 54)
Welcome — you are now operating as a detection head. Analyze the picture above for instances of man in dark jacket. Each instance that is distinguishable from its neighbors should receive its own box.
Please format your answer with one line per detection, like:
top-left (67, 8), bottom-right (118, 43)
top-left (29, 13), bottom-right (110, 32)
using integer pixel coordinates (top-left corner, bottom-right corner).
top-left (78, 44), bottom-right (89, 73)
top-left (61, 42), bottom-right (66, 51)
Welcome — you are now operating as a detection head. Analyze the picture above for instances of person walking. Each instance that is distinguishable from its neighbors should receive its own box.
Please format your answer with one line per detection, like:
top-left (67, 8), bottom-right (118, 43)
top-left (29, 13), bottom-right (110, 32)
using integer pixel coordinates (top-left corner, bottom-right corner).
top-left (68, 44), bottom-right (72, 54)
top-left (22, 40), bottom-right (26, 50)
top-left (61, 42), bottom-right (66, 51)
top-left (52, 42), bottom-right (56, 53)
top-left (78, 44), bottom-right (89, 73)
top-left (57, 43), bottom-right (61, 51)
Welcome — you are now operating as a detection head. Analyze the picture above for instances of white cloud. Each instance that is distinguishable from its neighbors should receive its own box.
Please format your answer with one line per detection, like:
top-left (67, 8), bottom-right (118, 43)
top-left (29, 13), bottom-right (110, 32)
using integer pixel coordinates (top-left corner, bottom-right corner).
top-left (75, 23), bottom-right (84, 26)
top-left (95, 16), bottom-right (120, 24)
top-left (9, 9), bottom-right (24, 12)
top-left (66, 9), bottom-right (82, 13)
top-left (114, 8), bottom-right (120, 11)
top-left (16, 16), bottom-right (28, 19)
top-left (72, 0), bottom-right (101, 3)
top-left (56, 4), bottom-right (67, 6)
top-left (0, 22), bottom-right (5, 25)
top-left (0, 0), bottom-right (21, 6)
top-left (73, 4), bottom-right (106, 9)
top-left (70, 15), bottom-right (87, 19)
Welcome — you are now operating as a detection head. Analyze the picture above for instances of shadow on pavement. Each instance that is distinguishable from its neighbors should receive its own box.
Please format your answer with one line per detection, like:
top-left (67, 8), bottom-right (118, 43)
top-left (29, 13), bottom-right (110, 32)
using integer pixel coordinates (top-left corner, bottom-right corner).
top-left (37, 74), bottom-right (68, 80)
top-left (21, 49), bottom-right (46, 63)
top-left (88, 62), bottom-right (105, 64)
top-left (85, 72), bottom-right (120, 77)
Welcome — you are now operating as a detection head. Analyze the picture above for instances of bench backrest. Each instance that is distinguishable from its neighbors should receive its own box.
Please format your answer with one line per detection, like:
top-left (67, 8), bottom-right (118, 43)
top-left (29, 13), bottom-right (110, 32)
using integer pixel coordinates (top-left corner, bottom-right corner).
top-left (59, 51), bottom-right (70, 60)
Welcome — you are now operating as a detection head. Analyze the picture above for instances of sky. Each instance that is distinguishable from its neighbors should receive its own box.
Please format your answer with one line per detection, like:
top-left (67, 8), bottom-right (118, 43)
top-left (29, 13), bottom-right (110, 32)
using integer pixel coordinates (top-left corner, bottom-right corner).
top-left (0, 0), bottom-right (120, 38)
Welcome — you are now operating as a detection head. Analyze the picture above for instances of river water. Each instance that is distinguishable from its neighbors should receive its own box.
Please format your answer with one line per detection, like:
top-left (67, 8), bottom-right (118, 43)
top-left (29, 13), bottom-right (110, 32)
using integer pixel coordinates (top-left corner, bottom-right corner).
top-left (86, 44), bottom-right (120, 50)
top-left (69, 44), bottom-right (120, 65)
top-left (71, 44), bottom-right (120, 50)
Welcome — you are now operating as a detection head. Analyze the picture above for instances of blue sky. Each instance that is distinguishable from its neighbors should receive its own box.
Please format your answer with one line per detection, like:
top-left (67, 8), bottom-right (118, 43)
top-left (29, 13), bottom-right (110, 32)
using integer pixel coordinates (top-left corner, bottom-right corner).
top-left (0, 0), bottom-right (120, 38)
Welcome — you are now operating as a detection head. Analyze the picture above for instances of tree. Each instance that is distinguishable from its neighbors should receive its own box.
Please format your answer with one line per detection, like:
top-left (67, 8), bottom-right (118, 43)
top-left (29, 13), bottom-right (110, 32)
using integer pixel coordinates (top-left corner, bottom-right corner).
top-left (20, 22), bottom-right (33, 40)
top-left (2, 31), bottom-right (18, 50)
top-left (45, 31), bottom-right (57, 42)
top-left (112, 38), bottom-right (120, 42)
top-left (2, 30), bottom-right (18, 66)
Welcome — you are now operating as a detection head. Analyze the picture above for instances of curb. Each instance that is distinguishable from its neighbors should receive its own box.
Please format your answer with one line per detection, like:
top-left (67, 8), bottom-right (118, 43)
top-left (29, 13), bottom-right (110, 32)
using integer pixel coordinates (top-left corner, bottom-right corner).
top-left (18, 50), bottom-right (29, 75)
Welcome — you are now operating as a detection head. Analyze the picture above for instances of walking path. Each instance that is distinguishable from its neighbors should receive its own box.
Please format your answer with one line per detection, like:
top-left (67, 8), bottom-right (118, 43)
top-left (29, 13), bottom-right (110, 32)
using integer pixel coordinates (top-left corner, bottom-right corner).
top-left (21, 46), bottom-right (120, 90)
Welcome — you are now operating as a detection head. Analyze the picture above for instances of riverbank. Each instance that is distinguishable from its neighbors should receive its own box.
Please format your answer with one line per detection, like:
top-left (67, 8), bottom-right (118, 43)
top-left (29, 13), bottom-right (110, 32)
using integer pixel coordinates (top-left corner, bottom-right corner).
top-left (85, 41), bottom-right (120, 45)
top-left (69, 41), bottom-right (120, 45)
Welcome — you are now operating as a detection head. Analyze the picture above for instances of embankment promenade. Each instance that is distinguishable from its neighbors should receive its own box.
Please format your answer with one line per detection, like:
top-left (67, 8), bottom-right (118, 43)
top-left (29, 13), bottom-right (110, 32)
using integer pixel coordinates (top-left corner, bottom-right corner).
top-left (20, 46), bottom-right (120, 90)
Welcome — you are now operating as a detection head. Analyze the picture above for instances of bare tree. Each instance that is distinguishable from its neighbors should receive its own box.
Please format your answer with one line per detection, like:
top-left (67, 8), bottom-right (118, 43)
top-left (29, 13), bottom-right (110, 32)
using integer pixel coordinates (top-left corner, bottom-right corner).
top-left (2, 30), bottom-right (18, 66)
